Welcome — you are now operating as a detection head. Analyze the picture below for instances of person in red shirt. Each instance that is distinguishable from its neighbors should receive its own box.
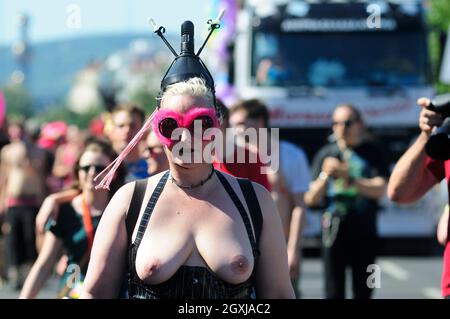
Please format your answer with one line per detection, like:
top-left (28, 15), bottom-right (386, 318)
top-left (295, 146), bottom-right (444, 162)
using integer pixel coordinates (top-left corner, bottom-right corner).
top-left (212, 100), bottom-right (271, 191)
top-left (388, 97), bottom-right (450, 299)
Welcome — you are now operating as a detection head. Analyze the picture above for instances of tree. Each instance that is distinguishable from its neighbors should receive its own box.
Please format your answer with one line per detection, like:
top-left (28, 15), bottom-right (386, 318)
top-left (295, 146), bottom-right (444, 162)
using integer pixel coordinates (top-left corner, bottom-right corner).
top-left (428, 0), bottom-right (450, 32)
top-left (428, 0), bottom-right (450, 92)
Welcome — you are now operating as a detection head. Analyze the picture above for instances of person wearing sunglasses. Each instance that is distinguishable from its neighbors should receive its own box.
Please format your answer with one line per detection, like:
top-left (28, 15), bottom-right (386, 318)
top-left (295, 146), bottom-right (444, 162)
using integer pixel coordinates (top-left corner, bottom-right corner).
top-left (305, 104), bottom-right (388, 299)
top-left (20, 138), bottom-right (125, 298)
top-left (80, 77), bottom-right (294, 299)
top-left (35, 105), bottom-right (147, 236)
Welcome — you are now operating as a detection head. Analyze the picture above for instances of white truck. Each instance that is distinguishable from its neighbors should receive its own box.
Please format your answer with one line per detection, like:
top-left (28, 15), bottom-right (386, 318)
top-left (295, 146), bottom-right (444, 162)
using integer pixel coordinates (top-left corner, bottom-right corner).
top-left (228, 0), bottom-right (444, 251)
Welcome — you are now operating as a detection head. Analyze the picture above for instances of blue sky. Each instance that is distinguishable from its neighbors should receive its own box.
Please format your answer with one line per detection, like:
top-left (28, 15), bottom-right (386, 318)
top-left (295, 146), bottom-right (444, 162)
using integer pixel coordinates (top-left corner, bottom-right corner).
top-left (0, 0), bottom-right (214, 45)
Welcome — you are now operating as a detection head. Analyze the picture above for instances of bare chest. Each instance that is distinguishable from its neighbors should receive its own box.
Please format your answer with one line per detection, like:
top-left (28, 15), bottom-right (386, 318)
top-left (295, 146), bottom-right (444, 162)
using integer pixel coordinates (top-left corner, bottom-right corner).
top-left (134, 193), bottom-right (255, 286)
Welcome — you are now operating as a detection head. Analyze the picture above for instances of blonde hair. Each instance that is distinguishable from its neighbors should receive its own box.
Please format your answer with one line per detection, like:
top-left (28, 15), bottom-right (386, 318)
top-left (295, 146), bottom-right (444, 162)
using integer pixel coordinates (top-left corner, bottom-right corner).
top-left (160, 77), bottom-right (214, 106)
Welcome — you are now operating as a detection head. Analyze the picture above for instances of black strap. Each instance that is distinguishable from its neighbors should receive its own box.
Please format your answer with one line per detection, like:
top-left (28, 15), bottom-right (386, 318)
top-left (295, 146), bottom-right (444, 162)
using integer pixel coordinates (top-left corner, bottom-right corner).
top-left (215, 171), bottom-right (258, 256)
top-left (133, 171), bottom-right (170, 247)
top-left (237, 178), bottom-right (263, 248)
top-left (126, 179), bottom-right (149, 245)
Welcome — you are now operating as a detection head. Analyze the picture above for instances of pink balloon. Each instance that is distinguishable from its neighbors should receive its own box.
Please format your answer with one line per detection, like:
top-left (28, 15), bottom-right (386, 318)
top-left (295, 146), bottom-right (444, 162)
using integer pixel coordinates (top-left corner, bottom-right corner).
top-left (0, 91), bottom-right (5, 127)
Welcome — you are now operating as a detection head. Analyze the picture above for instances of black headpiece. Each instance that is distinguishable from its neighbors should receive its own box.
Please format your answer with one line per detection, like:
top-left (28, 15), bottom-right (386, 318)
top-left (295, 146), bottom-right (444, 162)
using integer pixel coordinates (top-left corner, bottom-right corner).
top-left (93, 12), bottom-right (225, 191)
top-left (150, 11), bottom-right (224, 112)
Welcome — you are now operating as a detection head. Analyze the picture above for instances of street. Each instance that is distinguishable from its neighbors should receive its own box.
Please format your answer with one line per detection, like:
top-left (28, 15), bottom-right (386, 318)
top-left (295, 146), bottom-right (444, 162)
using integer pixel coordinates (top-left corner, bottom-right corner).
top-left (0, 256), bottom-right (444, 299)
top-left (301, 256), bottom-right (443, 299)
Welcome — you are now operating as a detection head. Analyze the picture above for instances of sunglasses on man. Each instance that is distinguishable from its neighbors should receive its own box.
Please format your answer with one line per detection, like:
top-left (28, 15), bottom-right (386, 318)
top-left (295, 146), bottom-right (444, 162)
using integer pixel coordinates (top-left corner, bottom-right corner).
top-left (332, 119), bottom-right (357, 128)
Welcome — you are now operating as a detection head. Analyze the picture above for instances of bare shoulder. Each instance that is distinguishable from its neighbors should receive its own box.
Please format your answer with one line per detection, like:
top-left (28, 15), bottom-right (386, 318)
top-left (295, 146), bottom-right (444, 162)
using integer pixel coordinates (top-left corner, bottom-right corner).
top-left (213, 171), bottom-right (276, 216)
top-left (1, 142), bottom-right (12, 153)
top-left (251, 181), bottom-right (271, 198)
top-left (216, 169), bottom-right (236, 183)
top-left (106, 181), bottom-right (138, 219)
top-left (250, 181), bottom-right (278, 220)
top-left (118, 171), bottom-right (169, 216)
top-left (218, 171), bottom-right (273, 205)
top-left (1, 143), bottom-right (25, 165)
top-left (116, 170), bottom-right (169, 196)
top-left (1, 142), bottom-right (16, 158)
top-left (146, 170), bottom-right (169, 187)
top-left (216, 170), bottom-right (251, 191)
top-left (0, 144), bottom-right (9, 161)
top-left (143, 171), bottom-right (170, 195)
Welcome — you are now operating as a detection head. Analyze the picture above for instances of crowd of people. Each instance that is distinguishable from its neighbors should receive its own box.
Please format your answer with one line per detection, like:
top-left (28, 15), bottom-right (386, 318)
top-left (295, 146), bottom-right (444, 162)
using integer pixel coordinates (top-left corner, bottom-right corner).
top-left (0, 19), bottom-right (448, 298)
top-left (0, 89), bottom-right (447, 299)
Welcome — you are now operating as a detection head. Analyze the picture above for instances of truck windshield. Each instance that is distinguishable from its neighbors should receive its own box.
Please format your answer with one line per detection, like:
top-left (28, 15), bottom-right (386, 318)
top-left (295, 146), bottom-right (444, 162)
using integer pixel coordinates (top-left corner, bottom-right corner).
top-left (252, 32), bottom-right (430, 87)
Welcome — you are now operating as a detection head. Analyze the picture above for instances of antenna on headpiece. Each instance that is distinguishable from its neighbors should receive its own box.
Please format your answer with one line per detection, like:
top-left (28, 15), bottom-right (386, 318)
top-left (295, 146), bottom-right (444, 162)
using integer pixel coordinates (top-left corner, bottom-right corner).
top-left (196, 9), bottom-right (225, 57)
top-left (155, 11), bottom-right (225, 93)
top-left (149, 18), bottom-right (178, 57)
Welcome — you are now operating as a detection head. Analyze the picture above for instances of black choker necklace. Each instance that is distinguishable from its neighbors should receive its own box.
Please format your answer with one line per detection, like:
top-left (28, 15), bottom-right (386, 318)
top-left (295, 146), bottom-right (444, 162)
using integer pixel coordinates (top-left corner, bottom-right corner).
top-left (170, 167), bottom-right (215, 189)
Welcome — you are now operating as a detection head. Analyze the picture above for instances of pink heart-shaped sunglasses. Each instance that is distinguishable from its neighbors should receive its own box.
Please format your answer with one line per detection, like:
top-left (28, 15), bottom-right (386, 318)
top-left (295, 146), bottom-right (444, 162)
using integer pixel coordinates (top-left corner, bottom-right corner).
top-left (151, 107), bottom-right (219, 147)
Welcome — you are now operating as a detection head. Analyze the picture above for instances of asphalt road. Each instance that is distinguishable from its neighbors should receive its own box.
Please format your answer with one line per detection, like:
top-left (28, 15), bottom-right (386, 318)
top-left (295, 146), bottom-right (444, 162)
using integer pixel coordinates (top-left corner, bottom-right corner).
top-left (300, 256), bottom-right (444, 299)
top-left (0, 256), bottom-right (444, 299)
